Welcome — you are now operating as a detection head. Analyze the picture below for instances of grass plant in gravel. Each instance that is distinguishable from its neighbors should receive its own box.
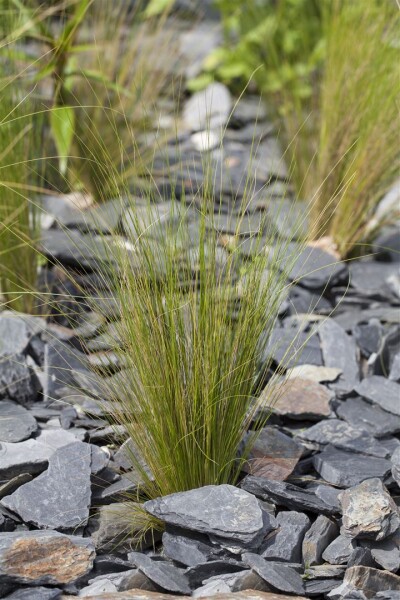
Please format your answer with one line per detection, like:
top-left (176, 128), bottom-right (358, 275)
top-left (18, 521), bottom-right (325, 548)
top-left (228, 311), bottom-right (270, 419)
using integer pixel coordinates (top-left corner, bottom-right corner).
top-left (42, 134), bottom-right (314, 511)
top-left (199, 0), bottom-right (400, 257)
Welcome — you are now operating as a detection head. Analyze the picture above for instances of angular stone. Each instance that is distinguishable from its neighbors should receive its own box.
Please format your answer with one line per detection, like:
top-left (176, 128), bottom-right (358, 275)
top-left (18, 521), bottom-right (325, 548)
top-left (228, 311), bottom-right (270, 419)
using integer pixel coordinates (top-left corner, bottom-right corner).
top-left (0, 530), bottom-right (94, 585)
top-left (304, 578), bottom-right (343, 596)
top-left (162, 530), bottom-right (220, 567)
top-left (286, 246), bottom-right (347, 289)
top-left (183, 83), bottom-right (231, 131)
top-left (313, 447), bottom-right (392, 487)
top-left (79, 569), bottom-right (154, 596)
top-left (307, 483), bottom-right (341, 512)
top-left (43, 339), bottom-right (90, 401)
top-left (261, 511), bottom-right (310, 562)
top-left (262, 327), bottom-right (323, 370)
top-left (2, 442), bottom-right (91, 530)
top-left (286, 365), bottom-right (342, 383)
top-left (0, 312), bottom-right (45, 358)
top-left (128, 552), bottom-right (191, 595)
top-left (343, 566), bottom-right (400, 598)
top-left (305, 564), bottom-right (346, 579)
top-left (392, 447), bottom-right (400, 486)
top-left (364, 531), bottom-right (400, 572)
top-left (263, 378), bottom-right (333, 420)
top-left (0, 401), bottom-right (37, 442)
top-left (242, 553), bottom-right (304, 595)
top-left (0, 355), bottom-right (42, 405)
top-left (339, 479), bottom-right (400, 541)
top-left (144, 485), bottom-right (268, 549)
top-left (185, 560), bottom-right (246, 587)
top-left (298, 420), bottom-right (389, 458)
top-left (3, 587), bottom-right (61, 599)
top-left (354, 320), bottom-right (383, 358)
top-left (0, 439), bottom-right (52, 479)
top-left (302, 515), bottom-right (338, 566)
top-left (241, 476), bottom-right (339, 516)
top-left (192, 570), bottom-right (268, 597)
top-left (336, 397), bottom-right (400, 437)
top-left (319, 319), bottom-right (360, 394)
top-left (322, 535), bottom-right (357, 565)
top-left (389, 353), bottom-right (400, 382)
top-left (347, 547), bottom-right (376, 569)
top-left (242, 427), bottom-right (304, 481)
top-left (355, 376), bottom-right (400, 416)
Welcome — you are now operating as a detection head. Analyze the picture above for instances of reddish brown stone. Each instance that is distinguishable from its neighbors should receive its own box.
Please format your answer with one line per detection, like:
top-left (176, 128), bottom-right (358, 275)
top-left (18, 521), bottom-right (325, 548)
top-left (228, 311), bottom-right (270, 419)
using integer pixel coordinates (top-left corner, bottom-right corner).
top-left (263, 377), bottom-right (333, 420)
top-left (0, 531), bottom-right (94, 585)
top-left (242, 427), bottom-right (303, 481)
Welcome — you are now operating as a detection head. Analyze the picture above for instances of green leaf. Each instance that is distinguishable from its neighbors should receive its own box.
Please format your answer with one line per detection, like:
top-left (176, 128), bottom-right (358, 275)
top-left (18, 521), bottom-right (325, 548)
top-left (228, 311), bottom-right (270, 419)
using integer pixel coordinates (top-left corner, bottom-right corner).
top-left (144, 0), bottom-right (174, 18)
top-left (50, 106), bottom-right (75, 175)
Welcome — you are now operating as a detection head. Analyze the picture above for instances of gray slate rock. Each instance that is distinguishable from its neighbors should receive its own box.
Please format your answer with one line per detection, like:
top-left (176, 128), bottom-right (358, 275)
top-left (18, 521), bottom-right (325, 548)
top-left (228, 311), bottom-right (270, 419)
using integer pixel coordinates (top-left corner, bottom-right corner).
top-left (348, 547), bottom-right (376, 568)
top-left (185, 560), bottom-right (246, 587)
top-left (78, 569), bottom-right (154, 596)
top-left (0, 438), bottom-right (54, 479)
top-left (0, 355), bottom-right (42, 405)
top-left (313, 447), bottom-right (392, 487)
top-left (286, 246), bottom-right (347, 289)
top-left (389, 353), bottom-right (400, 382)
top-left (355, 376), bottom-right (400, 416)
top-left (241, 476), bottom-right (340, 515)
top-left (3, 588), bottom-right (61, 599)
top-left (336, 397), bottom-right (400, 437)
top-left (2, 442), bottom-right (91, 530)
top-left (144, 484), bottom-right (269, 550)
top-left (0, 530), bottom-right (94, 585)
top-left (339, 478), bottom-right (400, 541)
top-left (392, 447), bottom-right (400, 486)
top-left (127, 552), bottom-right (191, 595)
top-left (365, 531), bottom-right (400, 572)
top-left (298, 419), bottom-right (389, 458)
top-left (162, 530), bottom-right (220, 566)
top-left (242, 553), bottom-right (304, 595)
top-left (305, 578), bottom-right (343, 596)
top-left (0, 312), bottom-right (45, 358)
top-left (319, 319), bottom-right (360, 394)
top-left (261, 510), bottom-right (310, 563)
top-left (343, 566), bottom-right (400, 597)
top-left (183, 83), bottom-right (231, 131)
top-left (191, 570), bottom-right (268, 597)
top-left (0, 401), bottom-right (37, 442)
top-left (302, 515), bottom-right (338, 566)
top-left (323, 534), bottom-right (357, 565)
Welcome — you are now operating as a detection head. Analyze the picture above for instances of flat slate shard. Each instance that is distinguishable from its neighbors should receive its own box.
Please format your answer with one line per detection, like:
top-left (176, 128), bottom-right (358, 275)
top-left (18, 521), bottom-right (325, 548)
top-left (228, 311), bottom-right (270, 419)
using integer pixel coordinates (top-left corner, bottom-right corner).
top-left (242, 553), bottom-right (304, 595)
top-left (241, 476), bottom-right (339, 515)
top-left (336, 397), bottom-right (400, 437)
top-left (0, 355), bottom-right (42, 405)
top-left (392, 447), bottom-right (400, 486)
top-left (263, 377), bottom-right (333, 420)
top-left (0, 312), bottom-right (45, 358)
top-left (339, 479), bottom-right (400, 541)
top-left (162, 531), bottom-right (220, 567)
top-left (319, 319), bottom-right (360, 394)
top-left (128, 552), bottom-right (191, 595)
top-left (298, 420), bottom-right (389, 458)
top-left (302, 515), bottom-right (338, 566)
top-left (322, 535), bottom-right (357, 565)
top-left (355, 376), bottom-right (400, 416)
top-left (1, 441), bottom-right (91, 530)
top-left (313, 447), bottom-right (392, 488)
top-left (285, 246), bottom-right (347, 289)
top-left (343, 566), bottom-right (400, 597)
top-left (242, 427), bottom-right (304, 481)
top-left (0, 530), bottom-right (94, 585)
top-left (144, 485), bottom-right (268, 549)
top-left (262, 327), bottom-right (323, 370)
top-left (261, 510), bottom-right (310, 562)
top-left (0, 438), bottom-right (53, 479)
top-left (0, 401), bottom-right (37, 443)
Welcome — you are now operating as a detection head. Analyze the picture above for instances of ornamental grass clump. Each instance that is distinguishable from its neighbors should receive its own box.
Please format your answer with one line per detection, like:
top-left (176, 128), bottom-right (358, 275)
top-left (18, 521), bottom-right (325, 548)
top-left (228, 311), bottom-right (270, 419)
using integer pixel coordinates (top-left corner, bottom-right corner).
top-left (76, 155), bottom-right (306, 501)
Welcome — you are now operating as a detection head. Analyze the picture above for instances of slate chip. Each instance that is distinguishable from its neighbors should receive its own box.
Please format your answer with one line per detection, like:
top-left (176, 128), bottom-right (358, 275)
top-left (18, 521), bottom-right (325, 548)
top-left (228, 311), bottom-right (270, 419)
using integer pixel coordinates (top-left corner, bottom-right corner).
top-left (313, 447), bottom-right (392, 487)
top-left (302, 515), bottom-right (338, 566)
top-left (241, 476), bottom-right (340, 515)
top-left (355, 376), bottom-right (400, 416)
top-left (261, 510), bottom-right (310, 562)
top-left (144, 484), bottom-right (269, 550)
top-left (1, 441), bottom-right (91, 530)
top-left (319, 318), bottom-right (360, 394)
top-left (336, 396), bottom-right (400, 437)
top-left (0, 401), bottom-right (37, 443)
top-left (0, 355), bottom-right (42, 405)
top-left (242, 553), bottom-right (304, 595)
top-left (128, 552), bottom-right (191, 595)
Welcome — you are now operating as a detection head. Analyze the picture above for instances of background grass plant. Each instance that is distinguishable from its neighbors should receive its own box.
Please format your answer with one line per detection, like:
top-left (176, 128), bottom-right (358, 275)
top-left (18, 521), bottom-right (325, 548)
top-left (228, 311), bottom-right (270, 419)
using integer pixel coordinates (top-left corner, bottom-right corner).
top-left (198, 0), bottom-right (400, 257)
